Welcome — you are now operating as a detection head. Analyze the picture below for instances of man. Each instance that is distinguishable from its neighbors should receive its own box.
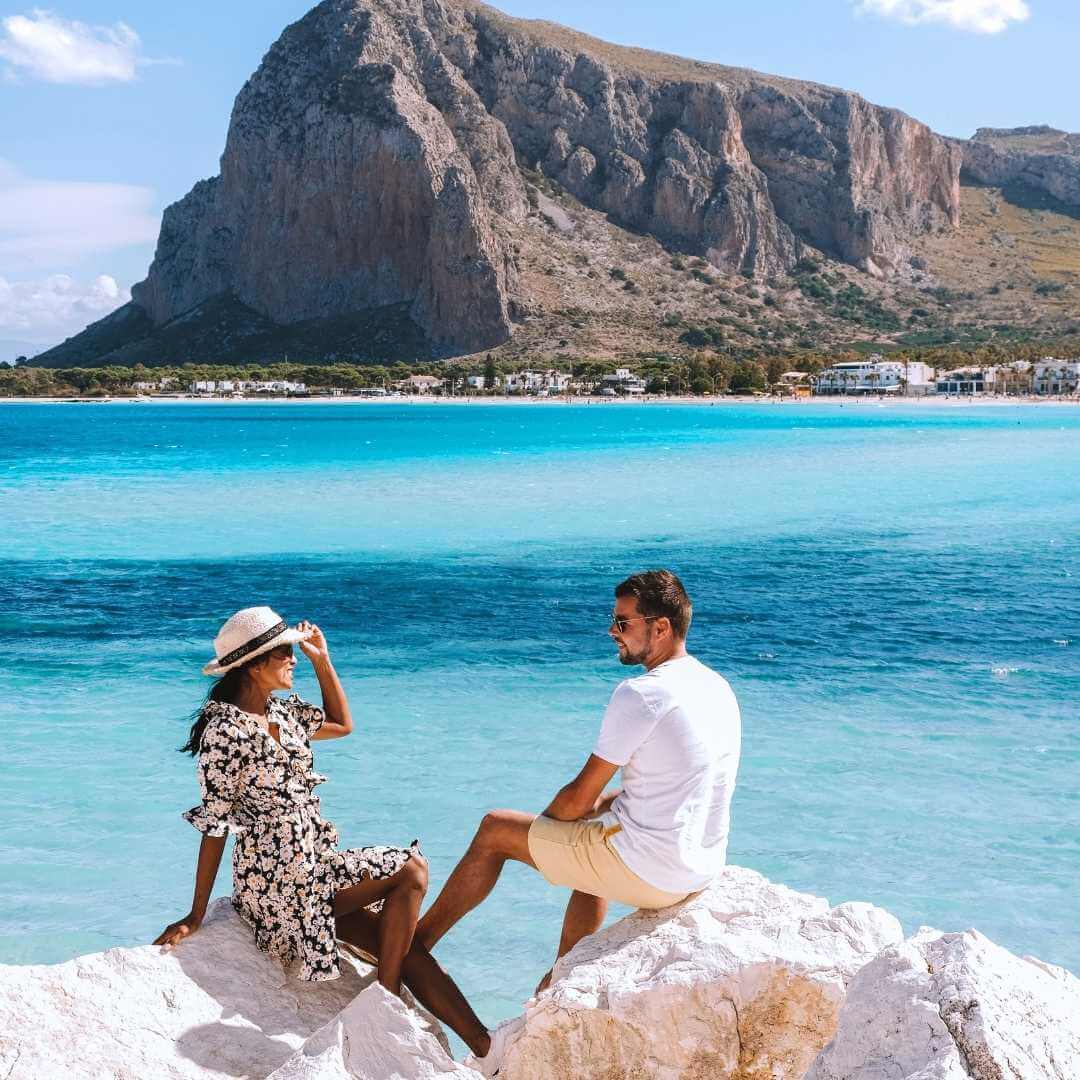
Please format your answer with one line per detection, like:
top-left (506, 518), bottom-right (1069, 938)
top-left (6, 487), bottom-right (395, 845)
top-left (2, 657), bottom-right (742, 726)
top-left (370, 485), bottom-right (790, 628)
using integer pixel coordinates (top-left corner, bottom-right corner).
top-left (416, 570), bottom-right (740, 1071)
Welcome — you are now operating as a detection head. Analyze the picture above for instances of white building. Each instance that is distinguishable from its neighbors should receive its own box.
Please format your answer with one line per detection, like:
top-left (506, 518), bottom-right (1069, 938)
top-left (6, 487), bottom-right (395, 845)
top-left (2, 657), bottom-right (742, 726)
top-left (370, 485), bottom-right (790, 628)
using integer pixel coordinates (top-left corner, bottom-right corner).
top-left (252, 380), bottom-right (307, 395)
top-left (466, 374), bottom-right (502, 390)
top-left (600, 368), bottom-right (647, 396)
top-left (504, 370), bottom-right (535, 392)
top-left (505, 369), bottom-right (571, 394)
top-left (397, 375), bottom-right (443, 395)
top-left (1033, 358), bottom-right (1080, 395)
top-left (814, 358), bottom-right (934, 395)
top-left (935, 368), bottom-right (997, 395)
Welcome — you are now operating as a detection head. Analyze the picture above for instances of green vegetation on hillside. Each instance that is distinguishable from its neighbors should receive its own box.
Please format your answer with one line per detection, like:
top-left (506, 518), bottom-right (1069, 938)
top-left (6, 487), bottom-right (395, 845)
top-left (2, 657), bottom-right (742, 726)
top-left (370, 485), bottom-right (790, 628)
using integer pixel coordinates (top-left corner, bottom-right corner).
top-left (792, 264), bottom-right (903, 331)
top-left (6, 331), bottom-right (1079, 398)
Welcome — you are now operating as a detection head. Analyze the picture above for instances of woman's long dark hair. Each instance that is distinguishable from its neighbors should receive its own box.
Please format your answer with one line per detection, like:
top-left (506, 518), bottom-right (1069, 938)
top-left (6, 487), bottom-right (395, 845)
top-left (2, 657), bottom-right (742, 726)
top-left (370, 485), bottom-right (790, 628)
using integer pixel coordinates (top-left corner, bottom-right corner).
top-left (180, 660), bottom-right (259, 755)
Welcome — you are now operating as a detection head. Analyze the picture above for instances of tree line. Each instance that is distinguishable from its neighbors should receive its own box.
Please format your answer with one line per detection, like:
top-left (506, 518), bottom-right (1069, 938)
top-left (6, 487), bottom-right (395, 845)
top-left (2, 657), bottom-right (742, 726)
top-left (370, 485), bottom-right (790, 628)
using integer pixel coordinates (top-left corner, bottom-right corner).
top-left (4, 334), bottom-right (1078, 398)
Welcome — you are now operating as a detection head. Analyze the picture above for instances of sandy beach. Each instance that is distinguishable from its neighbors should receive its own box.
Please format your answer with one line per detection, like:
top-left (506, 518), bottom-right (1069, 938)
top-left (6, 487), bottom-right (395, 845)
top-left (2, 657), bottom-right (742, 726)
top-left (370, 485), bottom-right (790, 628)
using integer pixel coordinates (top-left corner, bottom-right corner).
top-left (3, 393), bottom-right (1078, 407)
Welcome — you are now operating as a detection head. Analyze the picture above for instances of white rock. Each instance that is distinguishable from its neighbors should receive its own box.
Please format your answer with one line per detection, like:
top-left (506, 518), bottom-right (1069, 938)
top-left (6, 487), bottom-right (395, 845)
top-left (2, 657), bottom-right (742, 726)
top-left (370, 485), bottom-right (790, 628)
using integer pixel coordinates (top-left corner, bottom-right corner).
top-left (0, 898), bottom-right (448, 1080)
top-left (14, 867), bottom-right (1072, 1080)
top-left (267, 983), bottom-right (479, 1079)
top-left (806, 926), bottom-right (1080, 1080)
top-left (498, 865), bottom-right (904, 1080)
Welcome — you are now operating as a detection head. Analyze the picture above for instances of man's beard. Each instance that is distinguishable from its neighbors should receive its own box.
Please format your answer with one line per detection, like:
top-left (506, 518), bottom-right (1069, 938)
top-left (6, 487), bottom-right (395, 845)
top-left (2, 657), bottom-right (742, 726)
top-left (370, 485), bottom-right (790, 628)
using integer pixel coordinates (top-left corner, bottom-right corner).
top-left (617, 642), bottom-right (648, 666)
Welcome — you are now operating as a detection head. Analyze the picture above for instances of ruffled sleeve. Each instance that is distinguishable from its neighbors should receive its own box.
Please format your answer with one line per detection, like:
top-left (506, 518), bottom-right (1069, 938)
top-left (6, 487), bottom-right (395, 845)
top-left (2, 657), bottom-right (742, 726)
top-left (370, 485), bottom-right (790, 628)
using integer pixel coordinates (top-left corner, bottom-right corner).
top-left (183, 713), bottom-right (247, 836)
top-left (283, 694), bottom-right (325, 738)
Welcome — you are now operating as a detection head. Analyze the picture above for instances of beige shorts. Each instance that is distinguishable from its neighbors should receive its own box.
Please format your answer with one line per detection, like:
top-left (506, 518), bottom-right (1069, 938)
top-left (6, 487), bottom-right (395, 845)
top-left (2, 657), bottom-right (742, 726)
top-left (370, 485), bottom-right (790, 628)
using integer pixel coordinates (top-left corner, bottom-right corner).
top-left (527, 815), bottom-right (689, 910)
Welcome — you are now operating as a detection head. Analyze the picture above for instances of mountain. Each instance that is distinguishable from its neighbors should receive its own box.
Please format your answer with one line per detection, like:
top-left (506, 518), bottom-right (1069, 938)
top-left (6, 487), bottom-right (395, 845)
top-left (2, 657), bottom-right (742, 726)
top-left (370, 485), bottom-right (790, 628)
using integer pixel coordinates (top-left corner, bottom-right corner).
top-left (959, 126), bottom-right (1080, 216)
top-left (31, 0), bottom-right (1078, 369)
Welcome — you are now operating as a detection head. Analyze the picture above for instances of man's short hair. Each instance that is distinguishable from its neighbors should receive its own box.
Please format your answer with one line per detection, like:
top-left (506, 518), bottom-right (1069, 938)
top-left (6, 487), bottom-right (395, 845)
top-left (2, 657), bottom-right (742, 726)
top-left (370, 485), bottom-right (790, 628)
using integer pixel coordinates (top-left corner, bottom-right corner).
top-left (615, 570), bottom-right (692, 639)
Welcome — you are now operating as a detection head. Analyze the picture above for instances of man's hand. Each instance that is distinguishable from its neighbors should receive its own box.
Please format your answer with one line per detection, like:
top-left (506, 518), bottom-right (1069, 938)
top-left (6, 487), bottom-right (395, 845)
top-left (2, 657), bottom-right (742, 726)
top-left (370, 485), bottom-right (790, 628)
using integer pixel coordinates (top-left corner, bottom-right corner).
top-left (543, 756), bottom-right (619, 821)
top-left (588, 788), bottom-right (622, 818)
top-left (154, 912), bottom-right (203, 950)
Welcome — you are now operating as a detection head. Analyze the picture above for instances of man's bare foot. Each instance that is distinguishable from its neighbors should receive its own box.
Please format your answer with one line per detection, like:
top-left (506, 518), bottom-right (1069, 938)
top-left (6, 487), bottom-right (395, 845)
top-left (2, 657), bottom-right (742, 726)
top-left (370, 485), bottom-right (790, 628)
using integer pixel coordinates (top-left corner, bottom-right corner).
top-left (533, 968), bottom-right (553, 996)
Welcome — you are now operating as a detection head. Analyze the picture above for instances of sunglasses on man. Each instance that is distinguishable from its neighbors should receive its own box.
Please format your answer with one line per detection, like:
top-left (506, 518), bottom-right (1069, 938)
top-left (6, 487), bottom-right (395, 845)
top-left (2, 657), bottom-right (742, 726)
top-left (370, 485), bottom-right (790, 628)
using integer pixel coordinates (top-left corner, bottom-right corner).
top-left (609, 613), bottom-right (661, 632)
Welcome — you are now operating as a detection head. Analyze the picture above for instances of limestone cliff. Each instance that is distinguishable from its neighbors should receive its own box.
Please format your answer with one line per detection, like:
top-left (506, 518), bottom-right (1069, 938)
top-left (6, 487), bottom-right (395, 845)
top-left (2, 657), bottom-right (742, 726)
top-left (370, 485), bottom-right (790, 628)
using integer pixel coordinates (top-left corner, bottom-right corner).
top-left (39, 0), bottom-right (963, 365)
top-left (960, 125), bottom-right (1080, 214)
top-left (131, 0), bottom-right (528, 355)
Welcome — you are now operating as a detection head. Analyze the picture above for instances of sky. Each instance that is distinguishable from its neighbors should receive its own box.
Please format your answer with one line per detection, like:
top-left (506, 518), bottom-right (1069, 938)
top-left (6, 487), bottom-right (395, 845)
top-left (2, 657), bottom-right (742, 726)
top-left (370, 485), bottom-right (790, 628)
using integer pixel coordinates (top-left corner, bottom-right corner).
top-left (1, 0), bottom-right (1076, 354)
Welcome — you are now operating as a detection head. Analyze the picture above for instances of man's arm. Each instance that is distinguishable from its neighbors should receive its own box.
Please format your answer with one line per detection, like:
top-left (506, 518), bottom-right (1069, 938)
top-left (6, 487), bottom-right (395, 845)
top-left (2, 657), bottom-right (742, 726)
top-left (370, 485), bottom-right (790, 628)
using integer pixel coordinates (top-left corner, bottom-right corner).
top-left (543, 755), bottom-right (620, 822)
top-left (587, 788), bottom-right (622, 818)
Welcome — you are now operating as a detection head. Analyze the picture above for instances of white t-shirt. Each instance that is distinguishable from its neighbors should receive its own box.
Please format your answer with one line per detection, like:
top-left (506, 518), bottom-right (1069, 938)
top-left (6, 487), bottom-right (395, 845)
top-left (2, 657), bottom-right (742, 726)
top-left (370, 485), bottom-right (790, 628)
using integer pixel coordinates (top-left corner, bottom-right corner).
top-left (594, 654), bottom-right (741, 894)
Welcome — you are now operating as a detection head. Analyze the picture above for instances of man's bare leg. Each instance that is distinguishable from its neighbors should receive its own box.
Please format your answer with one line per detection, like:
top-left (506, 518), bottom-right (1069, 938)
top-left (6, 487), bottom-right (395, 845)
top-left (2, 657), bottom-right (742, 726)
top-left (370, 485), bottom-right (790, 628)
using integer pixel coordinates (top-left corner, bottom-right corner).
top-left (534, 890), bottom-right (608, 995)
top-left (416, 809), bottom-right (537, 951)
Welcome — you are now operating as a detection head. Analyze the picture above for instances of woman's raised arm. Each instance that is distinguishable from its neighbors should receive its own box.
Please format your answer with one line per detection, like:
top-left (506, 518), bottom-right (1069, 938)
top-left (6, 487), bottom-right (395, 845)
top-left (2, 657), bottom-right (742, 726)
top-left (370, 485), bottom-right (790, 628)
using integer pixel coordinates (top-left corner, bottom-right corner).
top-left (153, 832), bottom-right (227, 948)
top-left (298, 622), bottom-right (354, 740)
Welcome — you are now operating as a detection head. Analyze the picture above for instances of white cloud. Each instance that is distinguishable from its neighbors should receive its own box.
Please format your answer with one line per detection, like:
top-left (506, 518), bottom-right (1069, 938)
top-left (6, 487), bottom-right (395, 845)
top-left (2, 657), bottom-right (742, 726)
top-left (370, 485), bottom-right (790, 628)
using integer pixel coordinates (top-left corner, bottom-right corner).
top-left (0, 273), bottom-right (130, 343)
top-left (0, 9), bottom-right (176, 84)
top-left (0, 158), bottom-right (159, 269)
top-left (855, 0), bottom-right (1031, 33)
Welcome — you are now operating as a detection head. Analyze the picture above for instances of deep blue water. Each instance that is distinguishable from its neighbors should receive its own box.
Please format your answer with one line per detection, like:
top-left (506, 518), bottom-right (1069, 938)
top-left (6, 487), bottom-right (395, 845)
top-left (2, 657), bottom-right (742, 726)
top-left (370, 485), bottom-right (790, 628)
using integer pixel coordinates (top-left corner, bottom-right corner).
top-left (2, 400), bottom-right (1077, 1028)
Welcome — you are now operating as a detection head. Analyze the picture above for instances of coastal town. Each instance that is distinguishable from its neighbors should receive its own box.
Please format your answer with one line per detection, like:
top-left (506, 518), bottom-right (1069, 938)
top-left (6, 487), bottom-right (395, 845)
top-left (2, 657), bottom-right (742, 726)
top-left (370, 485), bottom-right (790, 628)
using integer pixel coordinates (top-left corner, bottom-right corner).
top-left (5, 354), bottom-right (1079, 401)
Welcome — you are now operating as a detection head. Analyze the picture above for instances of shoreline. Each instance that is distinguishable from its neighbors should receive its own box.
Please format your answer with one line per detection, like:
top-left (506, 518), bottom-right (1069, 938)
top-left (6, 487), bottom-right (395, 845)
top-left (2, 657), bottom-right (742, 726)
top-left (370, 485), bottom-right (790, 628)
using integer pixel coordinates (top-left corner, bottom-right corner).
top-left (2, 393), bottom-right (1078, 408)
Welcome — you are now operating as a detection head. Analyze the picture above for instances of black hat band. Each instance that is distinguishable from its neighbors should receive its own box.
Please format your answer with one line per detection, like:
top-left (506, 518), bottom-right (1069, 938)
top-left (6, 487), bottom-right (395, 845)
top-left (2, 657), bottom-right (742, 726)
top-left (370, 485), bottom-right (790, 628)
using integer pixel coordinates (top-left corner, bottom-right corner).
top-left (218, 620), bottom-right (288, 668)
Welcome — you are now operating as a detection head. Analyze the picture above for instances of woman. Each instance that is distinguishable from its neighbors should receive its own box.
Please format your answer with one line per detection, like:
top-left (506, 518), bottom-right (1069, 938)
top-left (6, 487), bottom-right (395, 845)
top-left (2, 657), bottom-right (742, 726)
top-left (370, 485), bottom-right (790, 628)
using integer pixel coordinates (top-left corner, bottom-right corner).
top-left (154, 606), bottom-right (518, 1075)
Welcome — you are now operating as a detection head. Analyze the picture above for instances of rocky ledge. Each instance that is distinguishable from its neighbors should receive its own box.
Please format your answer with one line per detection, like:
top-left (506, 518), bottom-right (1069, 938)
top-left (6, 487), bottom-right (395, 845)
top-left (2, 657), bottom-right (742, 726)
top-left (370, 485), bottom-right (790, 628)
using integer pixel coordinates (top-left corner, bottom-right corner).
top-left (1, 867), bottom-right (1076, 1079)
top-left (960, 125), bottom-right (1080, 216)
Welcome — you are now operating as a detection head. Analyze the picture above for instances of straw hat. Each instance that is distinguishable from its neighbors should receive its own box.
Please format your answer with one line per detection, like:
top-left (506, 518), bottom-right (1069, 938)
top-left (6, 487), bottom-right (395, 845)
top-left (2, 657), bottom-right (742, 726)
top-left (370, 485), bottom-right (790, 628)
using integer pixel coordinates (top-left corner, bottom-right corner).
top-left (203, 607), bottom-right (312, 676)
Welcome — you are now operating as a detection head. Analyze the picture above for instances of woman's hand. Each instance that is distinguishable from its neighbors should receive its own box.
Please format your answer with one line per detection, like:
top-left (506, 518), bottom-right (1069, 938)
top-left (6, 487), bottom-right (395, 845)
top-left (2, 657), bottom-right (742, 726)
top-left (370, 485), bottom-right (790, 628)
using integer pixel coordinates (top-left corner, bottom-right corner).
top-left (154, 913), bottom-right (202, 950)
top-left (297, 621), bottom-right (330, 667)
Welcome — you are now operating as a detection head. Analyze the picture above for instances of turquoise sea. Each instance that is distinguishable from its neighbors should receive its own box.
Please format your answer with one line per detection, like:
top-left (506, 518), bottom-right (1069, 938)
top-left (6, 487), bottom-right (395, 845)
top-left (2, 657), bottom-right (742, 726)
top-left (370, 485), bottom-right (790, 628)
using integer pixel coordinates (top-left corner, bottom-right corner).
top-left (2, 400), bottom-right (1078, 1029)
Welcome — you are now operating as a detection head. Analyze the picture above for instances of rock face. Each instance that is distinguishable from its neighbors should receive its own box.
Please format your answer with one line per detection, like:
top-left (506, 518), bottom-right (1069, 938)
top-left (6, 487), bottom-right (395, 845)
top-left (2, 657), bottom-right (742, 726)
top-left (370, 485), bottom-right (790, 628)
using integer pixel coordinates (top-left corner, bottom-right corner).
top-left (131, 0), bottom-right (528, 355)
top-left (807, 926), bottom-right (1080, 1080)
top-left (961, 125), bottom-right (1080, 214)
top-left (0, 898), bottom-right (445, 1080)
top-left (3, 869), bottom-right (1076, 1079)
top-left (267, 983), bottom-right (477, 1079)
top-left (454, 22), bottom-right (959, 280)
top-left (41, 0), bottom-right (962, 365)
top-left (499, 866), bottom-right (903, 1080)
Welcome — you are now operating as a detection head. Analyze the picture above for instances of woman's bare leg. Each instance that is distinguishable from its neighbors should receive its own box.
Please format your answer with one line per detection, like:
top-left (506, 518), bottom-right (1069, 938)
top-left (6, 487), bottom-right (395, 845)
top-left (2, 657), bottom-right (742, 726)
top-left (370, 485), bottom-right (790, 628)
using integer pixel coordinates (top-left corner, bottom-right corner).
top-left (335, 855), bottom-right (429, 995)
top-left (337, 908), bottom-right (492, 1059)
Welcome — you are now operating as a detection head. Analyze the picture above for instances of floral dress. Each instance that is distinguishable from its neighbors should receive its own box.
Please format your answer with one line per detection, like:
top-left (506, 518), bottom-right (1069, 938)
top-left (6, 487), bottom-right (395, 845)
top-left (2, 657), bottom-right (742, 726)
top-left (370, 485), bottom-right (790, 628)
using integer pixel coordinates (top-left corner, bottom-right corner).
top-left (184, 693), bottom-right (421, 981)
